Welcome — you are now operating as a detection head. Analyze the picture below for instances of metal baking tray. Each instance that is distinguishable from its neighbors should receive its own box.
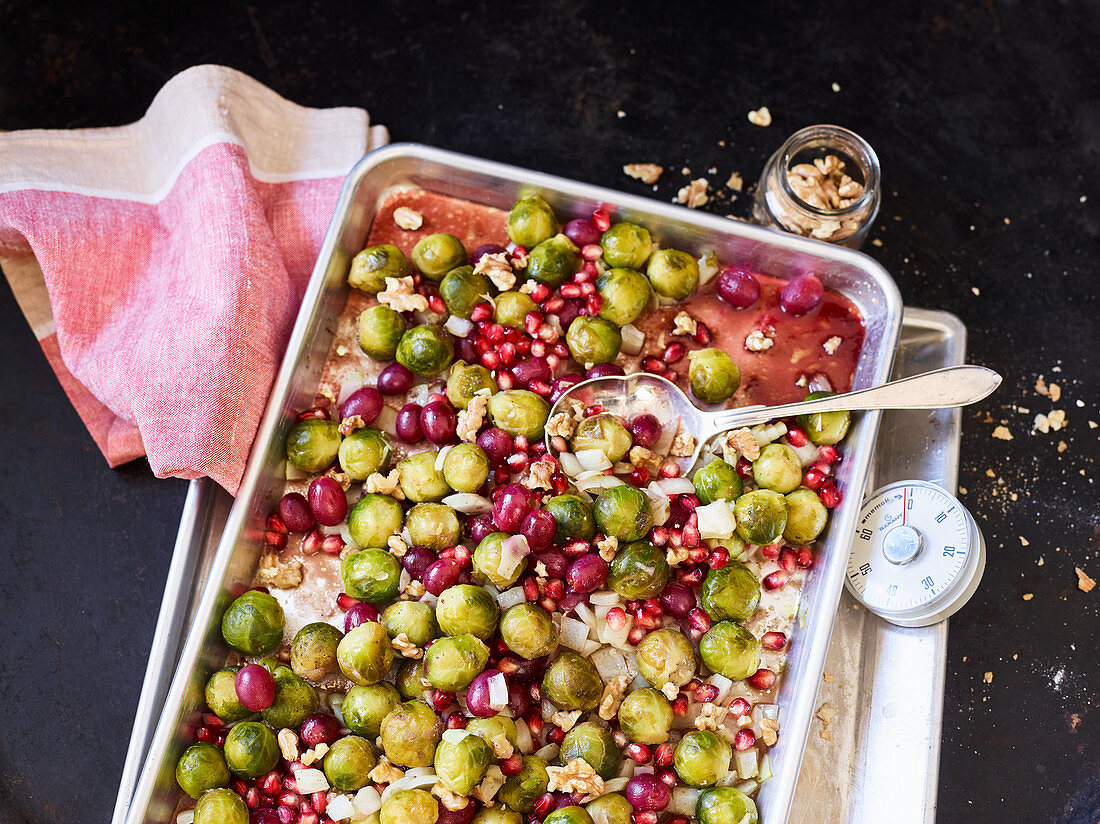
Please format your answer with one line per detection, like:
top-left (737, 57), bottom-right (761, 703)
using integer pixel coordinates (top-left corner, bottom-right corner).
top-left (119, 143), bottom-right (902, 824)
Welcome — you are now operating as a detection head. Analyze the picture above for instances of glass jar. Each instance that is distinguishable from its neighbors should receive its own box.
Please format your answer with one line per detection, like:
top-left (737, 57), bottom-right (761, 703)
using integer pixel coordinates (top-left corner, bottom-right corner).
top-left (752, 125), bottom-right (881, 249)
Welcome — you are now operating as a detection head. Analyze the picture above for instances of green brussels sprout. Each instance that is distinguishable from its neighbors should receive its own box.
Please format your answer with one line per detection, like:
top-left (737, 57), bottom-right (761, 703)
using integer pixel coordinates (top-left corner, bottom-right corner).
top-left (499, 754), bottom-right (550, 812)
top-left (285, 418), bottom-right (341, 473)
top-left (594, 486), bottom-right (653, 542)
top-left (701, 561), bottom-right (761, 624)
top-left (263, 667), bottom-right (320, 728)
top-left (607, 539), bottom-right (668, 599)
top-left (616, 687), bottom-right (673, 745)
top-left (693, 458), bottom-right (744, 504)
top-left (595, 267), bottom-right (651, 328)
top-left (526, 234), bottom-right (580, 288)
top-left (290, 622), bottom-right (343, 682)
top-left (446, 362), bottom-right (497, 410)
top-left (546, 494), bottom-right (596, 544)
top-left (342, 682), bottom-right (400, 738)
top-left (347, 493), bottom-right (404, 547)
top-left (221, 590), bottom-right (284, 655)
top-left (507, 195), bottom-right (560, 249)
top-left (474, 810), bottom-right (523, 824)
top-left (423, 634), bottom-right (490, 691)
top-left (544, 808), bottom-right (594, 824)
top-left (646, 248), bottom-right (699, 301)
top-left (673, 729), bottom-right (732, 788)
top-left (380, 700), bottom-right (443, 767)
top-left (637, 628), bottom-right (696, 692)
top-left (341, 548), bottom-right (401, 604)
top-left (397, 324), bottom-right (455, 376)
top-left (752, 443), bottom-right (803, 493)
top-left (586, 793), bottom-right (632, 824)
top-left (688, 348), bottom-right (741, 404)
top-left (499, 602), bottom-right (559, 659)
top-left (784, 487), bottom-right (828, 544)
top-left (193, 787), bottom-right (249, 824)
top-left (494, 290), bottom-right (538, 329)
top-left (472, 532), bottom-right (528, 589)
top-left (222, 721), bottom-right (279, 778)
top-left (398, 452), bottom-right (452, 502)
top-left (599, 222), bottom-right (652, 269)
top-left (466, 716), bottom-right (518, 751)
top-left (204, 667), bottom-right (252, 723)
top-left (436, 584), bottom-right (499, 639)
top-left (734, 489), bottom-right (788, 545)
top-left (176, 743), bottom-right (230, 799)
top-left (349, 244), bottom-right (409, 293)
top-left (412, 233), bottom-right (467, 282)
top-left (696, 787), bottom-right (759, 824)
top-left (699, 621), bottom-right (762, 681)
top-left (339, 427), bottom-right (392, 481)
top-left (442, 442), bottom-right (491, 492)
top-left (337, 622), bottom-right (395, 686)
top-left (382, 601), bottom-right (439, 648)
top-left (434, 730), bottom-right (492, 794)
top-left (797, 390), bottom-right (851, 445)
top-left (323, 736), bottom-right (377, 792)
top-left (488, 390), bottom-right (550, 439)
top-left (542, 651), bottom-right (603, 711)
top-left (358, 304), bottom-right (407, 361)
top-left (560, 722), bottom-right (619, 779)
top-left (440, 266), bottom-right (493, 319)
top-left (396, 657), bottom-right (432, 699)
top-left (381, 788), bottom-right (440, 824)
top-left (406, 502), bottom-right (462, 551)
top-left (571, 413), bottom-right (633, 464)
top-left (565, 316), bottom-right (622, 367)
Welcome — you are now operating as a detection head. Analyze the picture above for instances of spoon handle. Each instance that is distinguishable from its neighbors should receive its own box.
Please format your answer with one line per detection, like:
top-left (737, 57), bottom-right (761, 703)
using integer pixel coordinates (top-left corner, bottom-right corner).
top-left (712, 365), bottom-right (1002, 430)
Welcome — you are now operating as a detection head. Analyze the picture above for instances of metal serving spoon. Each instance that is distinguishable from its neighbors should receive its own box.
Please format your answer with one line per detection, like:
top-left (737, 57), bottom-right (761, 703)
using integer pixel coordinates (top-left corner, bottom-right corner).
top-left (545, 365), bottom-right (1002, 471)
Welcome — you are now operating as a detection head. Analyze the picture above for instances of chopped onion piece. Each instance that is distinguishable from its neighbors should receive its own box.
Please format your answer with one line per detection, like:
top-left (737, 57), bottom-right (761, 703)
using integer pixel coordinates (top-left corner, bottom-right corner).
top-left (176, 813), bottom-right (195, 824)
top-left (616, 760), bottom-right (637, 779)
top-left (376, 404), bottom-right (398, 433)
top-left (338, 520), bottom-right (361, 550)
top-left (444, 315), bottom-right (474, 337)
top-left (697, 251), bottom-right (720, 284)
top-left (654, 418), bottom-right (678, 455)
top-left (612, 461), bottom-right (634, 475)
top-left (620, 324), bottom-right (645, 355)
top-left (589, 591), bottom-right (620, 606)
top-left (761, 704), bottom-right (780, 721)
top-left (327, 794), bottom-right (356, 821)
top-left (535, 743), bottom-right (560, 761)
top-left (285, 462), bottom-right (308, 481)
top-left (443, 492), bottom-right (494, 514)
top-left (734, 748), bottom-right (759, 779)
top-left (735, 779), bottom-right (759, 796)
top-left (808, 373), bottom-right (834, 394)
top-left (542, 699), bottom-right (557, 722)
top-left (655, 477), bottom-right (695, 496)
top-left (295, 768), bottom-right (330, 794)
top-left (434, 445), bottom-right (453, 471)
top-left (381, 771), bottom-right (439, 803)
top-left (515, 718), bottom-right (534, 754)
top-left (573, 601), bottom-right (597, 629)
top-left (497, 586), bottom-right (527, 610)
top-left (497, 534), bottom-right (531, 580)
top-left (580, 638), bottom-right (602, 656)
top-left (603, 777), bottom-right (629, 793)
top-left (641, 486), bottom-right (671, 526)
top-left (443, 728), bottom-right (474, 745)
top-left (791, 441), bottom-right (819, 467)
top-left (758, 753), bottom-right (773, 782)
top-left (488, 672), bottom-right (509, 709)
top-left (576, 449), bottom-right (614, 471)
top-left (591, 647), bottom-right (628, 681)
top-left (559, 616), bottom-right (591, 651)
top-left (696, 501), bottom-right (737, 540)
top-left (479, 766), bottom-right (506, 803)
top-left (668, 787), bottom-right (701, 816)
top-left (399, 568), bottom-right (412, 591)
top-left (576, 474), bottom-right (625, 494)
top-left (751, 421), bottom-right (788, 447)
top-left (558, 452), bottom-right (583, 476)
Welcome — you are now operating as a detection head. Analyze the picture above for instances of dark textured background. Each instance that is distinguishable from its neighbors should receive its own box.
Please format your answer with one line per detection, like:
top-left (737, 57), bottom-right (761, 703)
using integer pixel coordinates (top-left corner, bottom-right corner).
top-left (1, 1), bottom-right (1097, 822)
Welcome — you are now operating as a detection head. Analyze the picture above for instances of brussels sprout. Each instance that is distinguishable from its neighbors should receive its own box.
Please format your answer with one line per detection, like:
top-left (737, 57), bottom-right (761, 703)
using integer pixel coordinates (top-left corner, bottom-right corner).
top-left (474, 810), bottom-right (524, 824)
top-left (290, 622), bottom-right (343, 682)
top-left (560, 722), bottom-right (619, 779)
top-left (347, 494), bottom-right (403, 549)
top-left (499, 602), bottom-right (559, 659)
top-left (673, 729), bottom-right (732, 788)
top-left (223, 721), bottom-right (279, 778)
top-left (381, 788), bottom-right (440, 824)
top-left (396, 657), bottom-right (433, 700)
top-left (423, 634), bottom-right (490, 691)
top-left (176, 742), bottom-right (230, 799)
top-left (797, 390), bottom-right (851, 445)
top-left (542, 651), bottom-right (603, 711)
top-left (784, 487), bottom-right (828, 544)
top-left (586, 793), bottom-right (632, 824)
top-left (698, 621), bottom-right (762, 681)
top-left (412, 233), bottom-right (467, 282)
top-left (488, 390), bottom-right (550, 439)
top-left (358, 304), bottom-right (406, 361)
top-left (436, 584), bottom-right (499, 639)
top-left (434, 730), bottom-right (492, 794)
top-left (382, 601), bottom-right (439, 648)
top-left (442, 442), bottom-right (491, 492)
top-left (440, 266), bottom-right (493, 319)
top-left (285, 418), bottom-right (341, 473)
top-left (565, 316), bottom-right (622, 367)
top-left (507, 195), bottom-right (560, 249)
top-left (339, 428), bottom-right (392, 481)
top-left (733, 489), bottom-right (788, 545)
top-left (193, 787), bottom-right (249, 824)
top-left (595, 267), bottom-right (651, 327)
top-left (701, 561), bottom-right (761, 624)
top-left (544, 808), bottom-right (595, 824)
top-left (204, 667), bottom-right (252, 723)
top-left (466, 715), bottom-right (518, 749)
top-left (337, 622), bottom-right (395, 686)
top-left (600, 222), bottom-right (652, 270)
top-left (572, 413), bottom-right (633, 464)
top-left (637, 629), bottom-right (696, 692)
top-left (594, 486), bottom-right (653, 542)
top-left (546, 494), bottom-right (596, 544)
top-left (446, 362), bottom-right (496, 410)
top-left (381, 700), bottom-right (443, 767)
top-left (397, 324), bottom-right (455, 376)
top-left (693, 458), bottom-right (744, 505)
top-left (607, 540), bottom-right (668, 599)
top-left (494, 290), bottom-right (538, 329)
top-left (499, 754), bottom-right (550, 812)
top-left (471, 531), bottom-right (527, 589)
top-left (398, 452), bottom-right (451, 503)
top-left (341, 548), bottom-right (401, 604)
top-left (688, 349), bottom-right (741, 404)
top-left (324, 735), bottom-right (378, 791)
top-left (350, 244), bottom-right (410, 293)
top-left (406, 503), bottom-right (462, 551)
top-left (752, 443), bottom-right (803, 493)
top-left (696, 787), bottom-right (759, 824)
top-left (526, 234), bottom-right (580, 288)
top-left (221, 590), bottom-right (284, 655)
top-left (616, 687), bottom-right (673, 745)
top-left (342, 682), bottom-right (400, 738)
top-left (646, 248), bottom-right (699, 301)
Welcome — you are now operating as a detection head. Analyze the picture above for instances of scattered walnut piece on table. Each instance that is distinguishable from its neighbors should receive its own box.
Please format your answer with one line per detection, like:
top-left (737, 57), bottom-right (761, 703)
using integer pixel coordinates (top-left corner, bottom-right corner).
top-left (745, 329), bottom-right (775, 352)
top-left (726, 172), bottom-right (744, 192)
top-left (623, 163), bottom-right (664, 185)
top-left (1076, 567), bottom-right (1096, 593)
top-left (675, 178), bottom-right (710, 209)
top-left (393, 206), bottom-right (424, 231)
top-left (991, 425), bottom-right (1013, 441)
top-left (747, 106), bottom-right (772, 127)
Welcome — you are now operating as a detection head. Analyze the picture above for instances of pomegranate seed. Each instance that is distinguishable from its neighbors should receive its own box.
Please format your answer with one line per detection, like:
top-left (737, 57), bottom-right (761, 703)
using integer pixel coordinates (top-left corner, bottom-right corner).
top-left (803, 468), bottom-right (825, 490)
top-left (517, 339), bottom-right (532, 356)
top-left (431, 690), bottom-right (455, 711)
top-left (428, 294), bottom-right (446, 314)
top-left (708, 547), bottom-right (730, 569)
top-left (585, 294), bottom-right (603, 315)
top-left (650, 526), bottom-right (668, 546)
top-left (514, 435), bottom-right (530, 453)
top-left (778, 548), bottom-right (798, 573)
top-left (818, 445), bottom-right (840, 464)
top-left (497, 370), bottom-right (515, 391)
top-left (692, 322), bottom-right (712, 345)
top-left (761, 543), bottom-right (781, 559)
top-left (605, 606), bottom-right (629, 631)
top-left (543, 295), bottom-right (564, 313)
top-left (678, 567), bottom-right (705, 586)
top-left (471, 303), bottom-right (493, 322)
top-left (820, 480), bottom-right (842, 508)
top-left (796, 547), bottom-right (815, 568)
top-left (321, 535), bottom-right (344, 556)
top-left (642, 598), bottom-right (663, 616)
top-left (336, 592), bottom-right (360, 611)
top-left (679, 494), bottom-right (700, 511)
top-left (525, 312), bottom-right (544, 336)
top-left (688, 608), bottom-right (711, 633)
top-left (560, 283), bottom-right (582, 299)
top-left (233, 779), bottom-right (249, 797)
top-left (682, 524), bottom-right (701, 548)
top-left (660, 461), bottom-right (681, 478)
top-left (311, 791), bottom-right (328, 814)
top-left (500, 342), bottom-right (517, 365)
top-left (299, 812), bottom-right (319, 824)
top-left (627, 743), bottom-right (651, 763)
top-left (523, 577), bottom-right (540, 602)
top-left (580, 243), bottom-right (603, 261)
top-left (196, 725), bottom-right (213, 743)
top-left (482, 351), bottom-right (501, 370)
top-left (748, 668), bottom-right (777, 690)
top-left (537, 323), bottom-right (559, 342)
top-left (668, 529), bottom-right (683, 549)
top-left (667, 817), bottom-right (690, 824)
top-left (278, 790), bottom-right (301, 807)
top-left (552, 342), bottom-right (570, 358)
top-left (729, 696), bottom-right (752, 717)
top-left (534, 793), bottom-right (555, 817)
top-left (447, 713), bottom-right (468, 729)
top-left (530, 283), bottom-right (551, 302)
top-left (277, 807), bottom-right (295, 824)
top-left (670, 695), bottom-right (689, 716)
top-left (785, 426), bottom-right (809, 447)
top-left (539, 596), bottom-right (558, 613)
top-left (764, 570), bottom-right (789, 590)
top-left (592, 208), bottom-right (611, 231)
top-left (548, 725), bottom-right (565, 744)
top-left (641, 356), bottom-right (663, 373)
top-left (300, 526), bottom-right (323, 555)
top-left (545, 578), bottom-right (566, 600)
top-left (261, 772), bottom-right (283, 795)
top-left (762, 631), bottom-right (787, 650)
top-left (694, 684), bottom-right (720, 703)
top-left (530, 340), bottom-right (547, 358)
top-left (651, 742), bottom-right (673, 768)
top-left (735, 457), bottom-right (754, 479)
top-left (734, 728), bottom-right (757, 751)
top-left (687, 546), bottom-right (707, 564)
top-left (627, 626), bottom-right (647, 645)
top-left (265, 529), bottom-right (287, 549)
top-left (267, 513), bottom-right (288, 535)
top-left (529, 379), bottom-right (552, 397)
top-left (578, 281), bottom-right (597, 297)
top-left (662, 342), bottom-right (686, 363)
top-left (499, 753), bottom-right (524, 776)
top-left (507, 453), bottom-right (529, 473)
top-left (811, 459), bottom-right (832, 476)
top-left (296, 408), bottom-right (328, 421)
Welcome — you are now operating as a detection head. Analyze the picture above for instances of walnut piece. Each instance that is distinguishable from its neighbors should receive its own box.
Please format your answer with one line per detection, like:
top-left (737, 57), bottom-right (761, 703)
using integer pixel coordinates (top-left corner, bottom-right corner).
top-left (725, 428), bottom-right (760, 461)
top-left (672, 311), bottom-right (698, 337)
top-left (378, 275), bottom-right (430, 313)
top-left (365, 469), bottom-right (404, 499)
top-left (760, 716), bottom-right (780, 747)
top-left (675, 178), bottom-right (710, 209)
top-left (524, 459), bottom-right (555, 491)
top-left (666, 547), bottom-right (690, 566)
top-left (432, 784), bottom-right (470, 812)
top-left (325, 468), bottom-right (352, 491)
top-left (369, 757), bottom-right (405, 785)
top-left (745, 329), bottom-right (775, 352)
top-left (489, 733), bottom-right (514, 759)
top-left (695, 702), bottom-right (729, 732)
top-left (551, 710), bottom-right (583, 732)
top-left (726, 172), bottom-right (744, 192)
top-left (623, 163), bottom-right (664, 185)
top-left (660, 681), bottom-right (680, 701)
top-left (393, 206), bottom-right (424, 231)
top-left (822, 335), bottom-right (842, 355)
top-left (670, 429), bottom-right (695, 458)
top-left (474, 252), bottom-right (517, 292)
top-left (300, 742), bottom-right (329, 766)
top-left (598, 674), bottom-right (632, 721)
top-left (257, 550), bottom-right (303, 589)
top-left (278, 728), bottom-right (300, 762)
top-left (597, 535), bottom-right (619, 563)
top-left (991, 425), bottom-right (1013, 441)
top-left (747, 106), bottom-right (772, 127)
top-left (339, 414), bottom-right (366, 436)
top-left (1077, 567), bottom-right (1096, 593)
top-left (458, 392), bottom-right (490, 442)
top-left (391, 632), bottom-right (422, 658)
top-left (470, 766), bottom-right (506, 804)
top-left (545, 411), bottom-right (578, 440)
top-left (786, 155), bottom-right (864, 211)
top-left (629, 446), bottom-right (661, 474)
top-left (402, 580), bottom-right (426, 600)
top-left (388, 535), bottom-right (409, 557)
top-left (546, 758), bottom-right (605, 800)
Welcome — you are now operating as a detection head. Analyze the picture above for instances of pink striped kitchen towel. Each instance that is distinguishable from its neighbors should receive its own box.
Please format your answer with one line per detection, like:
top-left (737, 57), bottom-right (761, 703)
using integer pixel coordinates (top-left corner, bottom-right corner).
top-left (0, 65), bottom-right (388, 494)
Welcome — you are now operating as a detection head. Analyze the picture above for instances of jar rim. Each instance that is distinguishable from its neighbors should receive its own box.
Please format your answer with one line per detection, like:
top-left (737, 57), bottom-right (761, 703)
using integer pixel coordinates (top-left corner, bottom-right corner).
top-left (777, 125), bottom-right (880, 217)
